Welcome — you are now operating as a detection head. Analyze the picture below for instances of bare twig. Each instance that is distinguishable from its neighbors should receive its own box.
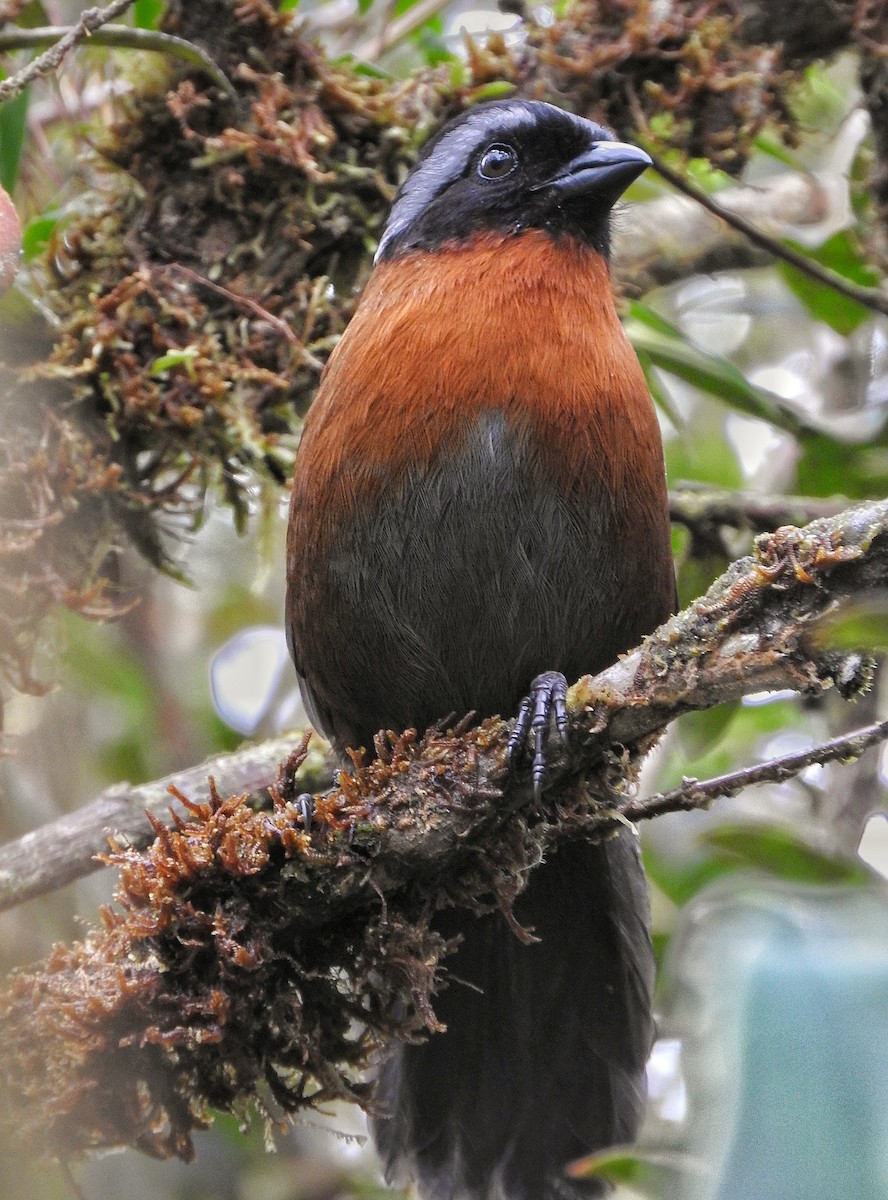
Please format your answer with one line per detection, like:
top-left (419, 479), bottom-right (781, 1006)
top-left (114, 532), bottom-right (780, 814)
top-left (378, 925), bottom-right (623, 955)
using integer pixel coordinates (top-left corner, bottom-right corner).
top-left (622, 718), bottom-right (888, 822)
top-left (0, 0), bottom-right (137, 105)
top-left (650, 154), bottom-right (888, 319)
top-left (0, 24), bottom-right (238, 103)
top-left (352, 0), bottom-right (454, 61)
top-left (163, 263), bottom-right (324, 370)
top-left (613, 172), bottom-right (842, 294)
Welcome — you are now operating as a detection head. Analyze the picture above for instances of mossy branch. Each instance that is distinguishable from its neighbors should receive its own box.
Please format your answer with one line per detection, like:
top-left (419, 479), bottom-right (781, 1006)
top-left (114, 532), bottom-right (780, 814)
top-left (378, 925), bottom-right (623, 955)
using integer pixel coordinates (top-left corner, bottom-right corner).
top-left (0, 499), bottom-right (887, 1162)
top-left (0, 486), bottom-right (867, 913)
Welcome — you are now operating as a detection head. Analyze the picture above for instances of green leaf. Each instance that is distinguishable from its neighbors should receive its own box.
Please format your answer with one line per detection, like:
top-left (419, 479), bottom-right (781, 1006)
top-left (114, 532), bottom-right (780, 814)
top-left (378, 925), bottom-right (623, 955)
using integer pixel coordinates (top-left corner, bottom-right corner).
top-left (348, 58), bottom-right (392, 78)
top-left (676, 703), bottom-right (739, 759)
top-left (133, 0), bottom-right (164, 28)
top-left (414, 25), bottom-right (454, 66)
top-left (778, 231), bottom-right (881, 336)
top-left (11, 2), bottom-right (48, 28)
top-left (815, 598), bottom-right (888, 652)
top-left (21, 213), bottom-right (57, 260)
top-left (795, 430), bottom-right (871, 498)
top-left (636, 348), bottom-right (684, 430)
top-left (149, 346), bottom-right (199, 375)
top-left (752, 128), bottom-right (806, 171)
top-left (793, 61), bottom-right (849, 130)
top-left (683, 156), bottom-right (733, 193)
top-left (646, 821), bottom-right (872, 909)
top-left (469, 80), bottom-right (517, 102)
top-left (569, 1147), bottom-right (707, 1196)
top-left (702, 823), bottom-right (872, 886)
top-left (643, 843), bottom-right (729, 908)
top-left (0, 79), bottom-right (29, 194)
top-left (626, 302), bottom-right (800, 434)
top-left (279, 0), bottom-right (299, 9)
top-left (628, 300), bottom-right (681, 338)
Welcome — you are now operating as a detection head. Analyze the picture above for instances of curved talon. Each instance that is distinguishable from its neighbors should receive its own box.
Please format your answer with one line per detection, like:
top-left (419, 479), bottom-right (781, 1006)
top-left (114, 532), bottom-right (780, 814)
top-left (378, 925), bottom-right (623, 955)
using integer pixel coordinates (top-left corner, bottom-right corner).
top-left (507, 670), bottom-right (569, 799)
top-left (296, 792), bottom-right (314, 833)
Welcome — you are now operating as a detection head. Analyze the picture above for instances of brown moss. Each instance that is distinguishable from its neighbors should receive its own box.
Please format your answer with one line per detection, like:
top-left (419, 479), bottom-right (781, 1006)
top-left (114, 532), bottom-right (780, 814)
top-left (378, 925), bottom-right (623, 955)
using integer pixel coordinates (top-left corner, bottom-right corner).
top-left (0, 720), bottom-right (556, 1160)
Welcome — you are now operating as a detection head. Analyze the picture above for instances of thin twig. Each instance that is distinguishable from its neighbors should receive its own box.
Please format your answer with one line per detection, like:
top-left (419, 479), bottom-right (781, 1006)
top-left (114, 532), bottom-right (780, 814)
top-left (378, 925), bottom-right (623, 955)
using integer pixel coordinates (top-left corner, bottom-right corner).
top-left (0, 24), bottom-right (238, 103)
top-left (352, 0), bottom-right (454, 61)
top-left (623, 718), bottom-right (888, 823)
top-left (612, 171), bottom-right (839, 294)
top-left (0, 0), bottom-right (137, 105)
top-left (650, 154), bottom-right (888, 319)
top-left (668, 485), bottom-right (847, 534)
top-left (164, 263), bottom-right (325, 371)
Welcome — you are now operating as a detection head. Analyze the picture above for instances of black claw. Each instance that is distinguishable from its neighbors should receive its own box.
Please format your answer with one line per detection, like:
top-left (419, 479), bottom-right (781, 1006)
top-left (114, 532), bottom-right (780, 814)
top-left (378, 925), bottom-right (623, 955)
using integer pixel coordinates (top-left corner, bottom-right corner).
top-left (296, 792), bottom-right (314, 833)
top-left (508, 671), bottom-right (570, 799)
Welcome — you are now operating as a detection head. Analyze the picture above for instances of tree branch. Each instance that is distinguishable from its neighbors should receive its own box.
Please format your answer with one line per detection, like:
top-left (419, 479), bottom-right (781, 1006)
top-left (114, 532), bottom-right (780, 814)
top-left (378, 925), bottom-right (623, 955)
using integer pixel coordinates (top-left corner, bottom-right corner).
top-left (0, 24), bottom-right (238, 103)
top-left (0, 0), bottom-right (137, 104)
top-left (0, 499), bottom-right (886, 1160)
top-left (668, 486), bottom-right (848, 536)
top-left (0, 732), bottom-right (330, 912)
top-left (623, 718), bottom-right (888, 822)
top-left (648, 154), bottom-right (888, 318)
top-left (613, 172), bottom-right (843, 295)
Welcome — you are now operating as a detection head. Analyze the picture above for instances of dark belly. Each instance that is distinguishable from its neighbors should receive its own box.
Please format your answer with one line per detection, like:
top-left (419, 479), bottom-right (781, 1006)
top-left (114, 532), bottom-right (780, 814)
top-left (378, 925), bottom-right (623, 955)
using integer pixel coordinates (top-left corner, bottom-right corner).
top-left (290, 412), bottom-right (674, 752)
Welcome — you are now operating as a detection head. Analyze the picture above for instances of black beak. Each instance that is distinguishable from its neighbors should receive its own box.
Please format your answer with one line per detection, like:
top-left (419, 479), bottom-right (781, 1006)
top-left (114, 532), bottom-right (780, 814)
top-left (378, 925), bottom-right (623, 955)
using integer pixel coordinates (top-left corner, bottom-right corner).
top-left (542, 141), bottom-right (652, 209)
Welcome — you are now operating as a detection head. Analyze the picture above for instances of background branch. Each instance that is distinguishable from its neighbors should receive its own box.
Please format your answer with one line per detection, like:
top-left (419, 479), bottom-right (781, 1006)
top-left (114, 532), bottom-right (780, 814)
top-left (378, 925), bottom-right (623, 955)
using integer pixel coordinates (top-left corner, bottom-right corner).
top-left (624, 718), bottom-right (888, 822)
top-left (0, 731), bottom-right (327, 912)
top-left (649, 155), bottom-right (888, 317)
top-left (0, 0), bottom-right (137, 104)
top-left (668, 486), bottom-right (848, 535)
top-left (613, 172), bottom-right (844, 294)
top-left (0, 24), bottom-right (238, 102)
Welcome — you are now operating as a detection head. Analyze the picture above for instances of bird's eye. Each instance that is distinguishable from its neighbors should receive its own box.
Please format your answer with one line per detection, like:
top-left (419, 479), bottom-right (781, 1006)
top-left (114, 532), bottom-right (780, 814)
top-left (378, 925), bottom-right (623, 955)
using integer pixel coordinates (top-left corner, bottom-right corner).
top-left (478, 144), bottom-right (518, 180)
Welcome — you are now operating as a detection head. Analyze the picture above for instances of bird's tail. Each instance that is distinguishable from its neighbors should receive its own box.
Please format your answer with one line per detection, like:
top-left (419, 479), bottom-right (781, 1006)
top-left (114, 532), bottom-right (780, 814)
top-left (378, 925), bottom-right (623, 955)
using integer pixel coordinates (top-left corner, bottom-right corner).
top-left (372, 829), bottom-right (655, 1200)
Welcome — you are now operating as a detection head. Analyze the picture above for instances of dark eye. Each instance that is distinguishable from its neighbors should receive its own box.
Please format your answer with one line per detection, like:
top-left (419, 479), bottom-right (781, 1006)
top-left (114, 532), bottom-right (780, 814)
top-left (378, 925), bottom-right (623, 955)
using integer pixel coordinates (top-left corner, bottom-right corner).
top-left (478, 144), bottom-right (518, 180)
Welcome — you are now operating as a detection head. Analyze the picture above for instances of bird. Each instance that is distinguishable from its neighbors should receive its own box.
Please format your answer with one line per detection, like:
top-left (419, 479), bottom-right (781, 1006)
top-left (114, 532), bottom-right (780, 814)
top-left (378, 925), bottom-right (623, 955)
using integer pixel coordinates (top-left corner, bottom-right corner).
top-left (285, 98), bottom-right (676, 1200)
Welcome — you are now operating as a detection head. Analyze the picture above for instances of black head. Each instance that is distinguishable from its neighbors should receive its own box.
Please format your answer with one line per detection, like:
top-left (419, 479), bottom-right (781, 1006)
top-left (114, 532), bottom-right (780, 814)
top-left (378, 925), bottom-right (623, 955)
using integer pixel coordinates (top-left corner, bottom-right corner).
top-left (375, 99), bottom-right (650, 263)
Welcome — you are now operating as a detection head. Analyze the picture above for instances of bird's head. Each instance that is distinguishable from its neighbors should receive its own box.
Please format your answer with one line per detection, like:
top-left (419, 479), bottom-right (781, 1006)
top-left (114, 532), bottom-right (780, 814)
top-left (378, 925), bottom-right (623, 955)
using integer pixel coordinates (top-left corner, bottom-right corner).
top-left (375, 99), bottom-right (651, 264)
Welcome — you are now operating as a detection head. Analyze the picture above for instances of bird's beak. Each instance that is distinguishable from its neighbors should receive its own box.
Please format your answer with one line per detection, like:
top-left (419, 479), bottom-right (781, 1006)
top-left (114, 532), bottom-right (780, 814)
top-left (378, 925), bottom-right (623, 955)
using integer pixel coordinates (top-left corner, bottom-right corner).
top-left (543, 142), bottom-right (652, 206)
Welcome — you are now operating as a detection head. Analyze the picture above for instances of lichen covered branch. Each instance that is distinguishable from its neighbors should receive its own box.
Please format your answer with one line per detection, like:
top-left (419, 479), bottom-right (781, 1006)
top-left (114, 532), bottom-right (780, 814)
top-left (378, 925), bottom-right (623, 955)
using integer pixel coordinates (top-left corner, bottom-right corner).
top-left (622, 718), bottom-right (888, 822)
top-left (0, 498), bottom-right (886, 1162)
top-left (0, 0), bottom-right (137, 103)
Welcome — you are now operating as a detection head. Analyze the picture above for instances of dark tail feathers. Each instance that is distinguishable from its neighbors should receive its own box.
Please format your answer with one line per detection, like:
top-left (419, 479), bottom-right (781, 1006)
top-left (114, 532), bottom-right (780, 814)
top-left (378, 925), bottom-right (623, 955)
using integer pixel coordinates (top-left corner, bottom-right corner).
top-left (372, 830), bottom-right (655, 1200)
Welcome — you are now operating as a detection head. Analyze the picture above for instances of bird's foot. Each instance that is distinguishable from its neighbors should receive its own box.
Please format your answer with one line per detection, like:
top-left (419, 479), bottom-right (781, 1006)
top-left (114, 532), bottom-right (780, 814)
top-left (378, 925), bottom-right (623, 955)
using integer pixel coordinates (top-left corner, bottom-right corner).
top-left (296, 792), bottom-right (314, 833)
top-left (507, 670), bottom-right (569, 799)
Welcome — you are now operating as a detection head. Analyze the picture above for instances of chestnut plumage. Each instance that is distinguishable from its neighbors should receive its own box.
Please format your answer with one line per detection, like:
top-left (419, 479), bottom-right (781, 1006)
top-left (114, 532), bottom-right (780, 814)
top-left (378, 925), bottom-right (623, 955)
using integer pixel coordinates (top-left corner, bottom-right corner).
top-left (286, 100), bottom-right (675, 1200)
